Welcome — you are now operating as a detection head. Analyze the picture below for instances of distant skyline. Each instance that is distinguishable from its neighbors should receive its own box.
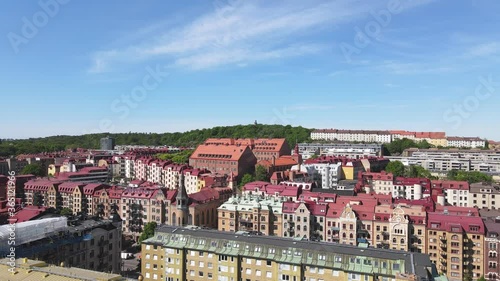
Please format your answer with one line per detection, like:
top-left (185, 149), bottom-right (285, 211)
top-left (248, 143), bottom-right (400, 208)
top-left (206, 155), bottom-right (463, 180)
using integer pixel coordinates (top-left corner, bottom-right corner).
top-left (1, 0), bottom-right (500, 140)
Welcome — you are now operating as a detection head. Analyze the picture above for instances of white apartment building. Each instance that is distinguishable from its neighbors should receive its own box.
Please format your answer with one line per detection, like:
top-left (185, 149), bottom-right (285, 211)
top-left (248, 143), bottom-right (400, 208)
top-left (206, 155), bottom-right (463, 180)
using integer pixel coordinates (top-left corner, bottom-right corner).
top-left (431, 180), bottom-right (470, 207)
top-left (446, 137), bottom-right (486, 148)
top-left (391, 178), bottom-right (427, 200)
top-left (389, 150), bottom-right (500, 175)
top-left (124, 156), bottom-right (136, 179)
top-left (311, 129), bottom-right (392, 143)
top-left (292, 162), bottom-right (342, 189)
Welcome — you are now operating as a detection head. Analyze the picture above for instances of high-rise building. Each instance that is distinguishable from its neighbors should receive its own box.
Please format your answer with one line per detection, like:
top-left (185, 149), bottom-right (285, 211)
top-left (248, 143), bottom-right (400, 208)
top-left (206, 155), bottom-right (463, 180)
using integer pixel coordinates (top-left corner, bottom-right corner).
top-left (100, 136), bottom-right (116, 151)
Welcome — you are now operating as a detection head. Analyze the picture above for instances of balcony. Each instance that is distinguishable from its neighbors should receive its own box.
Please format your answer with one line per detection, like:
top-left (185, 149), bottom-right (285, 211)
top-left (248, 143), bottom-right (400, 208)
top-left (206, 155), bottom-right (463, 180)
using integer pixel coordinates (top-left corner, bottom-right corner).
top-left (440, 236), bottom-right (447, 242)
top-left (440, 259), bottom-right (447, 266)
top-left (440, 252), bottom-right (448, 258)
top-left (440, 244), bottom-right (447, 250)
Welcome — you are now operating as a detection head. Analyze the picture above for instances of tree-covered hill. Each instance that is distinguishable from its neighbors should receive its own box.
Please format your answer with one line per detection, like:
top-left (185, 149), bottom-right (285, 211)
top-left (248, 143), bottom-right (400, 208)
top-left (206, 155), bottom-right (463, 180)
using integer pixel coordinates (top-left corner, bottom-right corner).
top-left (0, 124), bottom-right (313, 157)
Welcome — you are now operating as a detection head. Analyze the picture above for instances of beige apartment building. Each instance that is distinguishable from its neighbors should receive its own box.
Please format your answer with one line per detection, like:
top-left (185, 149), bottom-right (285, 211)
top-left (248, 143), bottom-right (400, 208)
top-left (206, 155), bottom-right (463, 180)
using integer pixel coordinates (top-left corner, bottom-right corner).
top-left (141, 225), bottom-right (435, 281)
top-left (427, 212), bottom-right (485, 281)
top-left (218, 194), bottom-right (284, 235)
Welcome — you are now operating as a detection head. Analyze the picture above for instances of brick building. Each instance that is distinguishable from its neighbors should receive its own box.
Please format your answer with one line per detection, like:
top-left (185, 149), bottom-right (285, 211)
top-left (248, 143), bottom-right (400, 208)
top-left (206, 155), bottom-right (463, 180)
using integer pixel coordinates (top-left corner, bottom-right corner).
top-left (189, 143), bottom-right (257, 179)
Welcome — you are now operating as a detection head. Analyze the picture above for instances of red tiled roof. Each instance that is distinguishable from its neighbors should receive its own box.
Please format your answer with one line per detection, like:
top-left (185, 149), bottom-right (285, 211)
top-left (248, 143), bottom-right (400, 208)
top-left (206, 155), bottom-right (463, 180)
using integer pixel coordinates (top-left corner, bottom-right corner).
top-left (190, 144), bottom-right (252, 161)
top-left (431, 180), bottom-right (469, 190)
top-left (282, 202), bottom-right (302, 214)
top-left (326, 202), bottom-right (346, 218)
top-left (58, 182), bottom-right (85, 193)
top-left (310, 203), bottom-right (328, 216)
top-left (189, 188), bottom-right (220, 203)
top-left (352, 204), bottom-right (375, 220)
top-left (11, 206), bottom-right (46, 223)
top-left (434, 205), bottom-right (479, 216)
top-left (83, 183), bottom-right (107, 195)
top-left (427, 212), bottom-right (484, 234)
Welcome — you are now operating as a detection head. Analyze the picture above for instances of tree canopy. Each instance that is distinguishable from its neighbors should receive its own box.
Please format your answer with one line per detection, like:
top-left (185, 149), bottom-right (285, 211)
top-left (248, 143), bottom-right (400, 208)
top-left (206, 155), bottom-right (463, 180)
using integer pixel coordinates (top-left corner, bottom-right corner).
top-left (138, 222), bottom-right (158, 244)
top-left (0, 124), bottom-right (312, 157)
top-left (384, 161), bottom-right (438, 179)
top-left (447, 170), bottom-right (493, 184)
top-left (33, 192), bottom-right (44, 207)
top-left (239, 174), bottom-right (255, 188)
top-left (20, 163), bottom-right (45, 177)
top-left (60, 208), bottom-right (73, 216)
top-left (383, 138), bottom-right (432, 156)
top-left (255, 165), bottom-right (269, 182)
top-left (157, 150), bottom-right (194, 164)
top-left (385, 161), bottom-right (406, 177)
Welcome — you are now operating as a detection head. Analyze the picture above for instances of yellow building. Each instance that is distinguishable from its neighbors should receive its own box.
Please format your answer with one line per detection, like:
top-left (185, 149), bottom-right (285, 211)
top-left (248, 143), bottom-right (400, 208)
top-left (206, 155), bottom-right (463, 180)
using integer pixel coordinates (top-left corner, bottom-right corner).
top-left (141, 225), bottom-right (436, 281)
top-left (218, 194), bottom-right (284, 236)
top-left (427, 212), bottom-right (485, 281)
top-left (428, 138), bottom-right (448, 147)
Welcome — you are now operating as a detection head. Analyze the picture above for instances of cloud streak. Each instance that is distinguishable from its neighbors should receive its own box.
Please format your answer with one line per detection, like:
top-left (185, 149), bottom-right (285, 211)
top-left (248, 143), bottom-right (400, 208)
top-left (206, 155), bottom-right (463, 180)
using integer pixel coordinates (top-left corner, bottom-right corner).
top-left (88, 0), bottom-right (437, 72)
top-left (289, 103), bottom-right (409, 111)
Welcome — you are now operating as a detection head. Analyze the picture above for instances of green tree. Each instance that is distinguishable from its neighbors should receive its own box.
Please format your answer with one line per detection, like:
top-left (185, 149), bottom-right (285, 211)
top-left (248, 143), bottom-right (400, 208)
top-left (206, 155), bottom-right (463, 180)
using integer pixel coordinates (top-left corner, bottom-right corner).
top-left (255, 165), bottom-right (269, 182)
top-left (384, 138), bottom-right (433, 156)
top-left (138, 222), bottom-right (158, 244)
top-left (0, 124), bottom-right (313, 157)
top-left (239, 174), bottom-right (255, 188)
top-left (385, 161), bottom-right (406, 177)
top-left (55, 192), bottom-right (63, 213)
top-left (405, 165), bottom-right (437, 179)
top-left (97, 203), bottom-right (105, 219)
top-left (33, 192), bottom-right (44, 207)
top-left (157, 150), bottom-right (194, 164)
top-left (20, 163), bottom-right (45, 177)
top-left (447, 170), bottom-right (493, 184)
top-left (81, 196), bottom-right (89, 217)
top-left (60, 208), bottom-right (73, 216)
top-left (477, 276), bottom-right (487, 281)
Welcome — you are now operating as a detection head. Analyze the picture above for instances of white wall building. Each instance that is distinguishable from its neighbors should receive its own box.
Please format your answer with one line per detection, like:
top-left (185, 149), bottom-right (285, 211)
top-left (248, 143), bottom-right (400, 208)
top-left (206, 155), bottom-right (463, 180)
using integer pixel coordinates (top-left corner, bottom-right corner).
top-left (311, 129), bottom-right (392, 143)
top-left (446, 137), bottom-right (486, 148)
top-left (292, 162), bottom-right (342, 189)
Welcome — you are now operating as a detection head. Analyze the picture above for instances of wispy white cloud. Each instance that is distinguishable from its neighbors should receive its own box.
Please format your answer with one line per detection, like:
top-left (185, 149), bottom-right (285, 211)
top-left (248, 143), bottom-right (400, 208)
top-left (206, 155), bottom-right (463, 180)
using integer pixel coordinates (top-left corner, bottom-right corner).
top-left (289, 103), bottom-right (408, 111)
top-left (328, 70), bottom-right (347, 77)
top-left (375, 61), bottom-right (457, 75)
top-left (88, 0), bottom-right (435, 72)
top-left (465, 42), bottom-right (500, 58)
top-left (384, 83), bottom-right (399, 88)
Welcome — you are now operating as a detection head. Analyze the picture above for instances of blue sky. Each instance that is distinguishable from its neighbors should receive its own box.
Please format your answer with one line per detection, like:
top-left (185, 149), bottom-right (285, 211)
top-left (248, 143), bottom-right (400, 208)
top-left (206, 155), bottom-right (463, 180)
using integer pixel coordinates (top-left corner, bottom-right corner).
top-left (1, 0), bottom-right (500, 140)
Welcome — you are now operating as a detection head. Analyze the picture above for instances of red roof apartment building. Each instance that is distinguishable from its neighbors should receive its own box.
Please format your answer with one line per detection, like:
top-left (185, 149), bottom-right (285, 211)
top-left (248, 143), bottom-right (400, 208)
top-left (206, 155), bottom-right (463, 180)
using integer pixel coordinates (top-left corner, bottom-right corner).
top-left (204, 138), bottom-right (291, 161)
top-left (189, 143), bottom-right (257, 179)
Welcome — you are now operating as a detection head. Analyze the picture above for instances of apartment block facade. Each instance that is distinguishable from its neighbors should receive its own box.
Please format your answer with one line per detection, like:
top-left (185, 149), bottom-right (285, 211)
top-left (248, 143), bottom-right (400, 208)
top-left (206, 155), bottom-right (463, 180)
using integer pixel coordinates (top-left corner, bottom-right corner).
top-left (141, 225), bottom-right (435, 281)
top-left (311, 129), bottom-right (392, 143)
